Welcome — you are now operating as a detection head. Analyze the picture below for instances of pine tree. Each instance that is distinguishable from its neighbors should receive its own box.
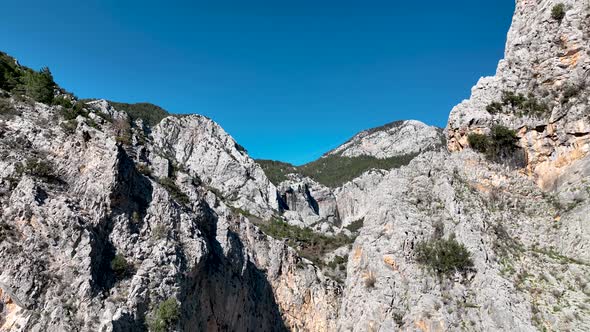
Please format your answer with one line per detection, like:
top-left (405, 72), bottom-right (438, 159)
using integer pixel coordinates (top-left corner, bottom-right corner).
top-left (22, 67), bottom-right (56, 103)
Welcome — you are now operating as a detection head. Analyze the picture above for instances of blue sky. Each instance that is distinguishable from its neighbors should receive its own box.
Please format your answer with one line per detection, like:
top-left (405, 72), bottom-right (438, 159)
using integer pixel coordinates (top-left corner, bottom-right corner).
top-left (2, 0), bottom-right (514, 165)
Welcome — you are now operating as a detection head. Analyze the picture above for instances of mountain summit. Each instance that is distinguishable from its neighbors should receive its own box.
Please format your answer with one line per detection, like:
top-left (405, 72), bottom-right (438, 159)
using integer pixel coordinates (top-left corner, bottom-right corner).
top-left (326, 120), bottom-right (444, 159)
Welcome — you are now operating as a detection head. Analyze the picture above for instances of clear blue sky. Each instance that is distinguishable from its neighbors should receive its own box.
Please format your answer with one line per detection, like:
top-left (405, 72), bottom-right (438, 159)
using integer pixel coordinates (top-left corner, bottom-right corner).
top-left (2, 0), bottom-right (514, 165)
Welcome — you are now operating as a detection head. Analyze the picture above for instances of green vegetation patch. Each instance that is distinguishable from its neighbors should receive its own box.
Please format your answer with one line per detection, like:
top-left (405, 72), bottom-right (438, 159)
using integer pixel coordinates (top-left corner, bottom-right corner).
top-left (111, 254), bottom-right (131, 278)
top-left (253, 217), bottom-right (355, 266)
top-left (257, 153), bottom-right (417, 187)
top-left (108, 101), bottom-right (169, 127)
top-left (158, 177), bottom-right (191, 206)
top-left (15, 158), bottom-right (56, 180)
top-left (551, 3), bottom-right (566, 22)
top-left (345, 218), bottom-right (364, 233)
top-left (148, 298), bottom-right (180, 332)
top-left (255, 159), bottom-right (298, 185)
top-left (415, 236), bottom-right (473, 276)
top-left (0, 52), bottom-right (57, 104)
top-left (467, 125), bottom-right (519, 163)
top-left (298, 154), bottom-right (417, 187)
top-left (0, 98), bottom-right (20, 117)
top-left (486, 91), bottom-right (550, 117)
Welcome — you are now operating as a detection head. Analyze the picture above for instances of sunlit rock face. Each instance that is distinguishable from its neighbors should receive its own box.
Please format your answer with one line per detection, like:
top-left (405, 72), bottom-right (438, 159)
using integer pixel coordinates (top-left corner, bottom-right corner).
top-left (447, 0), bottom-right (590, 189)
top-left (1, 1), bottom-right (590, 331)
top-left (327, 120), bottom-right (444, 159)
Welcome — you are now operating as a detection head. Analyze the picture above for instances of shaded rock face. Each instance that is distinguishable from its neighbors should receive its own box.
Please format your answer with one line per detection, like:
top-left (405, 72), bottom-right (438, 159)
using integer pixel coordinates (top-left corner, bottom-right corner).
top-left (447, 0), bottom-right (590, 189)
top-left (276, 175), bottom-right (341, 233)
top-left (327, 120), bottom-right (444, 159)
top-left (276, 171), bottom-right (390, 235)
top-left (0, 99), bottom-right (339, 331)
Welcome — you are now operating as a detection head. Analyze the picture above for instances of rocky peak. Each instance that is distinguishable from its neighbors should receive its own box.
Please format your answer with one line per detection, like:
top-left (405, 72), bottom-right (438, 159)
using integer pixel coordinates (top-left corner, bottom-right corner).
top-left (150, 114), bottom-right (279, 218)
top-left (327, 119), bottom-right (444, 159)
top-left (447, 0), bottom-right (590, 188)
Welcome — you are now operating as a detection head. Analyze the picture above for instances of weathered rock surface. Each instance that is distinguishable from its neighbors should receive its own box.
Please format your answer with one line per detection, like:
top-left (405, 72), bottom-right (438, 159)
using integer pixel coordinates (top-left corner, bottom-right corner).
top-left (447, 0), bottom-right (590, 189)
top-left (2, 0), bottom-right (590, 331)
top-left (0, 98), bottom-right (339, 332)
top-left (327, 120), bottom-right (444, 159)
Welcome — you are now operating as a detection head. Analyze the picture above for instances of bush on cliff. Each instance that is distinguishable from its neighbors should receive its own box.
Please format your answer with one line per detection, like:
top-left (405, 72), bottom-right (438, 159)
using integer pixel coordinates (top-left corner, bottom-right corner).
top-left (415, 236), bottom-right (473, 276)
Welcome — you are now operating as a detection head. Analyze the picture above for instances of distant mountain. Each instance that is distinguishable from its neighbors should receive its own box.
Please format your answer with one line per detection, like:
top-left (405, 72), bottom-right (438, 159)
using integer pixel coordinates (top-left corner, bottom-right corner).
top-left (257, 120), bottom-right (444, 188)
top-left (326, 119), bottom-right (445, 159)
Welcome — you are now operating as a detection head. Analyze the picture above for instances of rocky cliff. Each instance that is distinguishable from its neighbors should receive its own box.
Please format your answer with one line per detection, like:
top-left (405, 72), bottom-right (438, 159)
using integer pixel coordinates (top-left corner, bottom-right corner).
top-left (447, 0), bottom-right (590, 189)
top-left (2, 0), bottom-right (590, 331)
top-left (327, 120), bottom-right (444, 159)
top-left (0, 96), bottom-right (340, 331)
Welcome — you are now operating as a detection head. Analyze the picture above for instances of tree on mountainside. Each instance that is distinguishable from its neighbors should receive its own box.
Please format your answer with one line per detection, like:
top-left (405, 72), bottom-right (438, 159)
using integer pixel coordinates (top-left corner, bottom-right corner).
top-left (21, 67), bottom-right (56, 103)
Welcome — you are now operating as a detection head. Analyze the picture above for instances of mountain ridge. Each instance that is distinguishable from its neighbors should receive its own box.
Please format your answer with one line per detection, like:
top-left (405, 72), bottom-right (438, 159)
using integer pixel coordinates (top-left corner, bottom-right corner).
top-left (1, 0), bottom-right (590, 331)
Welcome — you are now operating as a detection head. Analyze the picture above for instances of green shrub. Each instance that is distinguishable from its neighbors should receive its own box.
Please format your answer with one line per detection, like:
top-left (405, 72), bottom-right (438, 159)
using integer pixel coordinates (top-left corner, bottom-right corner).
top-left (111, 254), bottom-right (130, 278)
top-left (468, 126), bottom-right (518, 162)
top-left (60, 101), bottom-right (89, 121)
top-left (327, 255), bottom-right (348, 270)
top-left (415, 236), bottom-right (473, 276)
top-left (60, 120), bottom-right (78, 134)
top-left (490, 125), bottom-right (518, 149)
top-left (108, 102), bottom-right (169, 127)
top-left (345, 218), bottom-right (364, 233)
top-left (152, 224), bottom-right (168, 240)
top-left (258, 152), bottom-right (421, 187)
top-left (158, 177), bottom-right (190, 206)
top-left (52, 95), bottom-right (73, 108)
top-left (148, 298), bottom-right (180, 332)
top-left (551, 3), bottom-right (566, 21)
top-left (20, 67), bottom-right (56, 104)
top-left (522, 95), bottom-right (549, 116)
top-left (467, 133), bottom-right (490, 153)
top-left (255, 159), bottom-right (297, 185)
top-left (16, 158), bottom-right (55, 179)
top-left (489, 91), bottom-right (549, 117)
top-left (562, 84), bottom-right (581, 104)
top-left (254, 218), bottom-right (355, 266)
top-left (0, 52), bottom-right (24, 92)
top-left (0, 98), bottom-right (19, 117)
top-left (501, 91), bottom-right (526, 108)
top-left (298, 154), bottom-right (417, 188)
top-left (486, 102), bottom-right (503, 114)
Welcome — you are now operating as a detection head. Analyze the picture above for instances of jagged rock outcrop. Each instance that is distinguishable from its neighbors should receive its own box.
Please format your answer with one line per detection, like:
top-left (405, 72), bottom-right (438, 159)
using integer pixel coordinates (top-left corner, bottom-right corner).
top-left (338, 150), bottom-right (590, 331)
top-left (447, 0), bottom-right (590, 189)
top-left (276, 169), bottom-right (387, 233)
top-left (275, 120), bottom-right (441, 234)
top-left (327, 120), bottom-right (444, 159)
top-left (0, 97), bottom-right (339, 331)
top-left (277, 174), bottom-right (340, 233)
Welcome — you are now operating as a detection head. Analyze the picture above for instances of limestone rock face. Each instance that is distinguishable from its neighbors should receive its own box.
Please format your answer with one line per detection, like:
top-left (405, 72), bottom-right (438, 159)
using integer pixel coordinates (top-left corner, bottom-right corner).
top-left (337, 150), bottom-right (590, 331)
top-left (277, 174), bottom-right (341, 233)
top-left (151, 115), bottom-right (279, 219)
top-left (447, 0), bottom-right (590, 188)
top-left (2, 1), bottom-right (590, 331)
top-left (0, 98), bottom-right (339, 332)
top-left (328, 120), bottom-right (444, 159)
